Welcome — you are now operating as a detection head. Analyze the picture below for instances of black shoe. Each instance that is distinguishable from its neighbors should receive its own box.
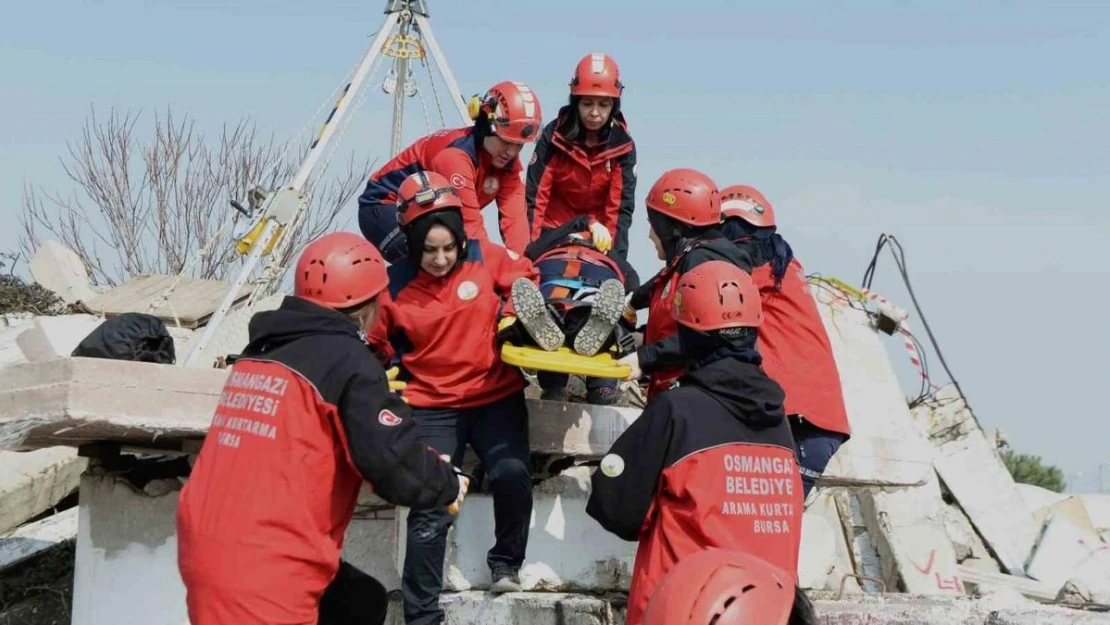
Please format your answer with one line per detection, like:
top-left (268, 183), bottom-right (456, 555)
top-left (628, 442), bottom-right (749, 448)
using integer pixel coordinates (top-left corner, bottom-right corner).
top-left (489, 565), bottom-right (522, 594)
top-left (540, 386), bottom-right (568, 402)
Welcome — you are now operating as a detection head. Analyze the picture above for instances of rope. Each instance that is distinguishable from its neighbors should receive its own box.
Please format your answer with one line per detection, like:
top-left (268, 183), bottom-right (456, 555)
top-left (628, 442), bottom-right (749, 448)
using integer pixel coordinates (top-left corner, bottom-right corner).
top-left (423, 53), bottom-right (448, 128)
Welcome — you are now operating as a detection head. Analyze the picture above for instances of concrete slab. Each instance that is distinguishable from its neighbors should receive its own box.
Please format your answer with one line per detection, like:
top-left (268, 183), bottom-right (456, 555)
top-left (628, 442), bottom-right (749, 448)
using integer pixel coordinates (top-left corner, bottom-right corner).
top-left (1080, 495), bottom-right (1110, 534)
top-left (1025, 514), bottom-right (1110, 597)
top-left (919, 390), bottom-right (1040, 576)
top-left (857, 474), bottom-right (963, 596)
top-left (1034, 497), bottom-right (1099, 537)
top-left (835, 490), bottom-right (886, 593)
top-left (177, 292), bottom-right (285, 368)
top-left (83, 273), bottom-right (253, 329)
top-left (0, 447), bottom-right (86, 533)
top-left (0, 315), bottom-right (34, 368)
top-left (821, 434), bottom-right (935, 488)
top-left (0, 506), bottom-right (78, 571)
top-left (15, 314), bottom-right (104, 362)
top-left (1016, 483), bottom-right (1069, 517)
top-left (799, 489), bottom-right (859, 592)
top-left (29, 239), bottom-right (99, 304)
top-left (943, 503), bottom-right (1000, 573)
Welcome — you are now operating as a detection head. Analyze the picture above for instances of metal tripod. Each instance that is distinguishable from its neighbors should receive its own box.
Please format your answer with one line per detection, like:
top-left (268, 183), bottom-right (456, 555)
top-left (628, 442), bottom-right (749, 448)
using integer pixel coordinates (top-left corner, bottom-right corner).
top-left (182, 0), bottom-right (470, 366)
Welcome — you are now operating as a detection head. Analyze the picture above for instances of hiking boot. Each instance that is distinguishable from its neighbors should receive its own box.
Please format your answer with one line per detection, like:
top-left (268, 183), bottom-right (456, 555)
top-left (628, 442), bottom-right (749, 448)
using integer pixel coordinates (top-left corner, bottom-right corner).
top-left (490, 565), bottom-right (522, 594)
top-left (586, 385), bottom-right (623, 406)
top-left (540, 386), bottom-right (568, 402)
top-left (573, 279), bottom-right (625, 357)
top-left (512, 278), bottom-right (564, 352)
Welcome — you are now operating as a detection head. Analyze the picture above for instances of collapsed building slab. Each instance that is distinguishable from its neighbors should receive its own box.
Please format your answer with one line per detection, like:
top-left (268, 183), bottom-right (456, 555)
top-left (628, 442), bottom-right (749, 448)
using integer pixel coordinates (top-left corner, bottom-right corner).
top-left (0, 447), bottom-right (85, 534)
top-left (0, 506), bottom-right (78, 572)
top-left (82, 274), bottom-right (253, 329)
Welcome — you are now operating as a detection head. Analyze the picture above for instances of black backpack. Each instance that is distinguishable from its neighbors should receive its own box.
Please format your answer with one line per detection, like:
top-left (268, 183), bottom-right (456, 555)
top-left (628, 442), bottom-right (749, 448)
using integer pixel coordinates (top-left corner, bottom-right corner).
top-left (71, 312), bottom-right (176, 364)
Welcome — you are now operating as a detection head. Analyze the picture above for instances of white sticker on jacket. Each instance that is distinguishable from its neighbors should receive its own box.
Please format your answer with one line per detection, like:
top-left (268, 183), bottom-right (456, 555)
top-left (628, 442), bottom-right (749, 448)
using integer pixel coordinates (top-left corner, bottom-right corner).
top-left (600, 453), bottom-right (625, 478)
top-left (457, 280), bottom-right (479, 301)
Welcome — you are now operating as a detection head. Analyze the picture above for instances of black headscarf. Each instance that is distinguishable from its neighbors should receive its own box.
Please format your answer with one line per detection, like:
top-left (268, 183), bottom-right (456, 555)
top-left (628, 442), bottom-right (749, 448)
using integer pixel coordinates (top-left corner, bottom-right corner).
top-left (405, 209), bottom-right (467, 271)
top-left (722, 218), bottom-right (794, 288)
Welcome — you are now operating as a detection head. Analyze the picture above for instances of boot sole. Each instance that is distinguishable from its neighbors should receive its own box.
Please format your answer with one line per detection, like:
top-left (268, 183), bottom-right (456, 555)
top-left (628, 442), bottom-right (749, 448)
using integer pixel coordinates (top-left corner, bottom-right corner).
top-left (573, 279), bottom-right (625, 357)
top-left (512, 278), bottom-right (564, 352)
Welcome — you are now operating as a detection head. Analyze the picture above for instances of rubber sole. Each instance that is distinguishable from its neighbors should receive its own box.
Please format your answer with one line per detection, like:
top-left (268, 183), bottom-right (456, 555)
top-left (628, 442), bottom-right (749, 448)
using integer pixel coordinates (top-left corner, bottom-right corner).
top-left (573, 278), bottom-right (625, 357)
top-left (512, 278), bottom-right (564, 352)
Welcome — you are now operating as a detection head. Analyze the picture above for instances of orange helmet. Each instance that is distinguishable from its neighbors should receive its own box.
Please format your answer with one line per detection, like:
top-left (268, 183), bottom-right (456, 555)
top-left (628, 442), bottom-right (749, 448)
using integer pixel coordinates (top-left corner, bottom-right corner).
top-left (474, 81), bottom-right (543, 144)
top-left (642, 549), bottom-right (794, 625)
top-left (672, 260), bottom-right (763, 331)
top-left (645, 168), bottom-right (721, 227)
top-left (295, 232), bottom-right (388, 309)
top-left (570, 53), bottom-right (624, 98)
top-left (395, 171), bottom-right (463, 228)
top-left (721, 184), bottom-right (776, 228)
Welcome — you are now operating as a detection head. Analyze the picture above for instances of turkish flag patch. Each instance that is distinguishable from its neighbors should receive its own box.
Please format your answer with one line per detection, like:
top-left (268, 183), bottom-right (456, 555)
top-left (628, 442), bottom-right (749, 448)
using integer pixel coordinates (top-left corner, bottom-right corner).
top-left (378, 409), bottom-right (402, 427)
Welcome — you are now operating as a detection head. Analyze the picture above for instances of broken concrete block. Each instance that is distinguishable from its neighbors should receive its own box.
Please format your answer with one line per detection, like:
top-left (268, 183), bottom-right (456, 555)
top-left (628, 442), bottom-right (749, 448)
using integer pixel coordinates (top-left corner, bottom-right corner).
top-left (821, 434), bottom-right (935, 488)
top-left (1079, 494), bottom-right (1110, 535)
top-left (84, 273), bottom-right (252, 329)
top-left (29, 239), bottom-right (99, 304)
top-left (0, 316), bottom-right (34, 368)
top-left (856, 473), bottom-right (963, 595)
top-left (920, 388), bottom-right (1039, 576)
top-left (71, 472), bottom-right (188, 625)
top-left (178, 292), bottom-right (284, 368)
top-left (0, 506), bottom-right (78, 571)
top-left (1033, 496), bottom-right (1099, 537)
top-left (798, 488), bottom-right (858, 592)
top-left (0, 447), bottom-right (86, 534)
top-left (1025, 514), bottom-right (1110, 599)
top-left (943, 503), bottom-right (1000, 573)
top-left (15, 314), bottom-right (104, 362)
top-left (1016, 483), bottom-right (1069, 516)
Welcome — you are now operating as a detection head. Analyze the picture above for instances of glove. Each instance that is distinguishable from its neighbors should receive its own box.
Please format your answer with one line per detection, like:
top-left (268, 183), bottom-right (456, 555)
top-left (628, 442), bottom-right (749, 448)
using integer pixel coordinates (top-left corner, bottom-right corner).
top-left (618, 352), bottom-right (642, 381)
top-left (442, 454), bottom-right (470, 515)
top-left (589, 219), bottom-right (612, 254)
top-left (385, 366), bottom-right (408, 403)
top-left (622, 292), bottom-right (637, 323)
top-left (497, 315), bottom-right (525, 345)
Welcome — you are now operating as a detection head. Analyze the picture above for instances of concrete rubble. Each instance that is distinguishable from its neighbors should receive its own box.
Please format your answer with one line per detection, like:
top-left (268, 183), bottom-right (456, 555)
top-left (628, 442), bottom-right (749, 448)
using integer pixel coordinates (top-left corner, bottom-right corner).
top-left (2, 241), bottom-right (1110, 623)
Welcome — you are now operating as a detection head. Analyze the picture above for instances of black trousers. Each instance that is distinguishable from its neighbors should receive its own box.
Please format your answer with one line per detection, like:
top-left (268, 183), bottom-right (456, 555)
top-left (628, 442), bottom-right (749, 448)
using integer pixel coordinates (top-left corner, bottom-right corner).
top-left (318, 560), bottom-right (388, 625)
top-left (401, 391), bottom-right (533, 625)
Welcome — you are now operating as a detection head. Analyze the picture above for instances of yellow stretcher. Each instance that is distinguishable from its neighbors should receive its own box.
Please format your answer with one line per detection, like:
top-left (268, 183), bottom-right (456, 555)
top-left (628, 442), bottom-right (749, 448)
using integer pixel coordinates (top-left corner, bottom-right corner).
top-left (500, 344), bottom-right (631, 379)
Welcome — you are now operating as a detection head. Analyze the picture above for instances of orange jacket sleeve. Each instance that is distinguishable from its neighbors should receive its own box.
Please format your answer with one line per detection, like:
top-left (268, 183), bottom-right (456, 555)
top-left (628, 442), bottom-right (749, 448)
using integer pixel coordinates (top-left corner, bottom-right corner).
top-left (494, 163), bottom-right (530, 255)
top-left (429, 148), bottom-right (490, 244)
top-left (481, 240), bottom-right (537, 317)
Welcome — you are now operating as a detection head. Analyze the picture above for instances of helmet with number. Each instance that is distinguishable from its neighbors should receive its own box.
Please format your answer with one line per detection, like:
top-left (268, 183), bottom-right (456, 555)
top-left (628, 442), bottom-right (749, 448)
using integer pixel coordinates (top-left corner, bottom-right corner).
top-left (395, 171), bottom-right (463, 228)
top-left (672, 260), bottom-right (763, 331)
top-left (570, 53), bottom-right (624, 98)
top-left (642, 549), bottom-right (794, 625)
top-left (469, 80), bottom-right (543, 144)
top-left (645, 168), bottom-right (721, 227)
top-left (721, 184), bottom-right (776, 228)
top-left (295, 232), bottom-right (388, 309)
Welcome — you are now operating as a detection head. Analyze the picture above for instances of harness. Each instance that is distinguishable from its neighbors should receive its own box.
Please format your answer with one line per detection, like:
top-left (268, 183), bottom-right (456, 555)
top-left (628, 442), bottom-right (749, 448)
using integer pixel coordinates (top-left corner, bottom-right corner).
top-left (535, 241), bottom-right (624, 312)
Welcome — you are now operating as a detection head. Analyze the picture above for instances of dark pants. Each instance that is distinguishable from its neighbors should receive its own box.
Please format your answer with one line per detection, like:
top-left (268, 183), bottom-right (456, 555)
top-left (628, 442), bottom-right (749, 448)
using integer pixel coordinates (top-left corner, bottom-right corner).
top-left (789, 416), bottom-right (849, 497)
top-left (358, 199), bottom-right (408, 264)
top-left (537, 371), bottom-right (618, 394)
top-left (402, 391), bottom-right (533, 625)
top-left (318, 560), bottom-right (388, 625)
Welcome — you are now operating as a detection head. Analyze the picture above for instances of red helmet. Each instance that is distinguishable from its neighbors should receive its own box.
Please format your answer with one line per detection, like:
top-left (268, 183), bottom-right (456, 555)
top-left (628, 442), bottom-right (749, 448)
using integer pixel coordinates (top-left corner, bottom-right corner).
top-left (395, 171), bottom-right (463, 227)
top-left (570, 53), bottom-right (624, 98)
top-left (645, 168), bottom-right (721, 227)
top-left (475, 81), bottom-right (542, 144)
top-left (295, 232), bottom-right (388, 309)
top-left (672, 260), bottom-right (763, 331)
top-left (721, 184), bottom-right (776, 228)
top-left (642, 549), bottom-right (794, 625)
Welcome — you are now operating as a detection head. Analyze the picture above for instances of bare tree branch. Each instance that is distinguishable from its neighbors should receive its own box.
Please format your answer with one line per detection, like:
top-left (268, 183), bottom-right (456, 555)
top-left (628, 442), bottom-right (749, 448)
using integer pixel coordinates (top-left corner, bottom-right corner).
top-left (19, 106), bottom-right (372, 288)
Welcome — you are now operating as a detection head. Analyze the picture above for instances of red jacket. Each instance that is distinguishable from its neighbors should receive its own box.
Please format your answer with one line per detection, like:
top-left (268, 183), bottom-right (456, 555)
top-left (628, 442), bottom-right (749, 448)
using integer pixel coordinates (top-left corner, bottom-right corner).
top-left (753, 259), bottom-right (851, 436)
top-left (369, 239), bottom-right (538, 408)
top-left (176, 297), bottom-right (458, 625)
top-left (630, 235), bottom-right (753, 400)
top-left (358, 126), bottom-right (530, 254)
top-left (526, 108), bottom-right (637, 260)
top-left (586, 357), bottom-right (802, 625)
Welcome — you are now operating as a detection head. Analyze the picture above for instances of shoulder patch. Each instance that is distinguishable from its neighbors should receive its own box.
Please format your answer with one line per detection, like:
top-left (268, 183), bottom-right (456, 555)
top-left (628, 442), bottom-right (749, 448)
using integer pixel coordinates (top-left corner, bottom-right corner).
top-left (378, 409), bottom-right (402, 427)
top-left (482, 176), bottom-right (500, 194)
top-left (506, 249), bottom-right (520, 260)
top-left (450, 173), bottom-right (466, 188)
top-left (600, 453), bottom-right (625, 478)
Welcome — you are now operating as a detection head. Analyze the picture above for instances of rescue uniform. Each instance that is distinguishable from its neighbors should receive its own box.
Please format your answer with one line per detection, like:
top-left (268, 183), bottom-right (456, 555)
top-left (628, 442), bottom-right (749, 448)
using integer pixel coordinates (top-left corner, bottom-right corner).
top-left (629, 233), bottom-right (752, 400)
top-left (586, 355), bottom-right (803, 625)
top-left (176, 296), bottom-right (460, 625)
top-left (357, 127), bottom-right (530, 262)
top-left (526, 107), bottom-right (637, 261)
top-left (368, 239), bottom-right (539, 625)
top-left (747, 251), bottom-right (851, 495)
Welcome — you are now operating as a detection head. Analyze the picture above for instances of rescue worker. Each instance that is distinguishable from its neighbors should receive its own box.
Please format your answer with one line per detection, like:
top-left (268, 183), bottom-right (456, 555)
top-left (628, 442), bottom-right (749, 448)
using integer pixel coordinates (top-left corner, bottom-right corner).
top-left (525, 53), bottom-right (637, 404)
top-left (176, 232), bottom-right (468, 625)
top-left (641, 549), bottom-right (817, 625)
top-left (498, 215), bottom-right (638, 404)
top-left (367, 171), bottom-right (539, 625)
top-left (618, 168), bottom-right (752, 400)
top-left (587, 261), bottom-right (803, 625)
top-left (358, 80), bottom-right (542, 262)
top-left (721, 184), bottom-right (851, 496)
top-left (526, 52), bottom-right (638, 264)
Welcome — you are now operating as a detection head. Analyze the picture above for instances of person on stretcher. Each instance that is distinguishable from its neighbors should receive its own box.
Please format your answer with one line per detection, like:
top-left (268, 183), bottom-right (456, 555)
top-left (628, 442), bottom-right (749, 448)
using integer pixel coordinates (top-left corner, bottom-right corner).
top-left (498, 215), bottom-right (638, 392)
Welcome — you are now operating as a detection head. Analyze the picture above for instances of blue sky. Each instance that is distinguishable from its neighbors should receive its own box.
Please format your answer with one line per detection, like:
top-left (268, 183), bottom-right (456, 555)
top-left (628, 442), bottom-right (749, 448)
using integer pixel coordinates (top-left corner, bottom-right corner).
top-left (2, 1), bottom-right (1108, 491)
